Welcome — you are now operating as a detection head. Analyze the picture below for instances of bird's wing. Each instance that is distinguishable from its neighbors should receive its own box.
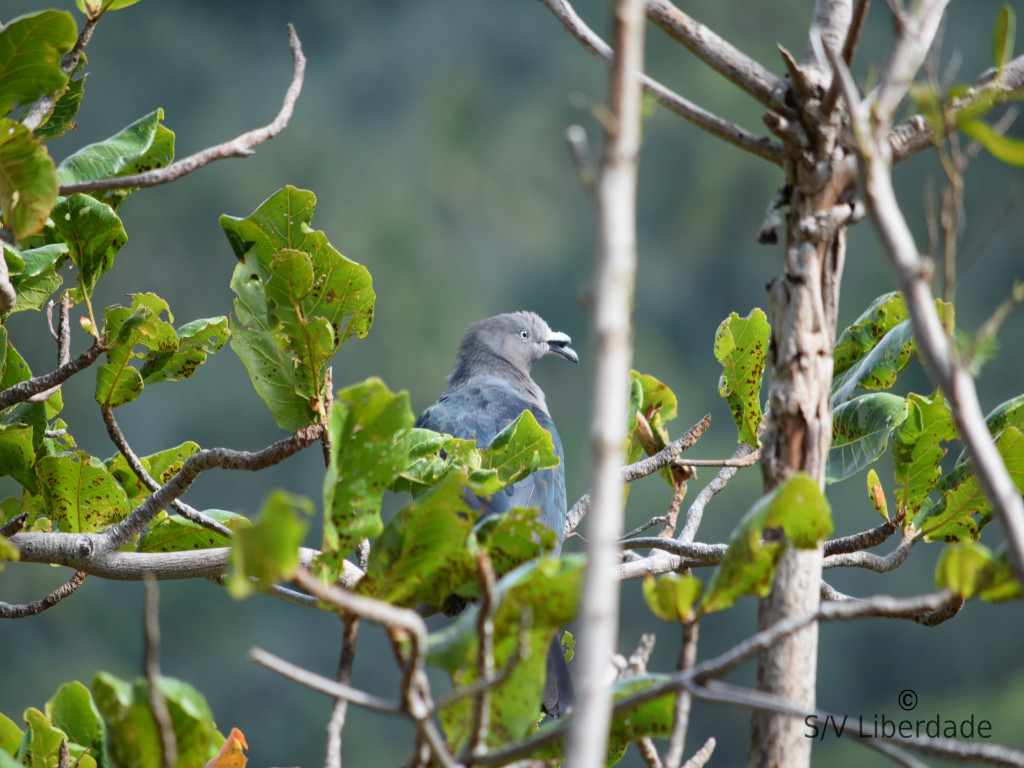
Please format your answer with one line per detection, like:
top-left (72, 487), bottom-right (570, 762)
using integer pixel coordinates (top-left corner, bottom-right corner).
top-left (416, 383), bottom-right (567, 549)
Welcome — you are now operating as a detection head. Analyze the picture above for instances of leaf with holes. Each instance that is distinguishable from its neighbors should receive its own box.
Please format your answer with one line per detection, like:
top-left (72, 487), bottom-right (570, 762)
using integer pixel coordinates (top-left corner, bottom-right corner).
top-left (96, 294), bottom-right (177, 407)
top-left (37, 450), bottom-right (131, 533)
top-left (140, 316), bottom-right (229, 384)
top-left (702, 474), bottom-right (831, 613)
top-left (833, 292), bottom-right (908, 377)
top-left (894, 391), bottom-right (958, 516)
top-left (714, 309), bottom-right (768, 447)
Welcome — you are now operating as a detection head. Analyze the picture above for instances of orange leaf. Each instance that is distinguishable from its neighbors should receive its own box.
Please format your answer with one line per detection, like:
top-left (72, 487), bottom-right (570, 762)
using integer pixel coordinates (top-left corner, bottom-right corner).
top-left (204, 727), bottom-right (248, 768)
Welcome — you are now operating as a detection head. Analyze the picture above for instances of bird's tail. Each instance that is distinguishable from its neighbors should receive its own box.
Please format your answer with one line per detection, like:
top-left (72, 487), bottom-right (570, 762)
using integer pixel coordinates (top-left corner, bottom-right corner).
top-left (541, 632), bottom-right (574, 718)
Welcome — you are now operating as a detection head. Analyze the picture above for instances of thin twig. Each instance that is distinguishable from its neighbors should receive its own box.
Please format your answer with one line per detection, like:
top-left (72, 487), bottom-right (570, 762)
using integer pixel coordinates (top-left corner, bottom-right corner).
top-left (664, 621), bottom-right (699, 768)
top-left (250, 646), bottom-right (400, 715)
top-left (465, 553), bottom-right (498, 761)
top-left (645, 0), bottom-right (786, 109)
top-left (144, 576), bottom-right (177, 768)
top-left (823, 514), bottom-right (902, 555)
top-left (620, 538), bottom-right (726, 560)
top-left (0, 570), bottom-right (86, 618)
top-left (679, 737), bottom-right (716, 768)
top-left (324, 617), bottom-right (359, 768)
top-left (620, 515), bottom-right (671, 541)
top-left (0, 512), bottom-right (27, 537)
top-left (536, 0), bottom-right (784, 165)
top-left (100, 405), bottom-right (232, 538)
top-left (58, 25), bottom-right (306, 195)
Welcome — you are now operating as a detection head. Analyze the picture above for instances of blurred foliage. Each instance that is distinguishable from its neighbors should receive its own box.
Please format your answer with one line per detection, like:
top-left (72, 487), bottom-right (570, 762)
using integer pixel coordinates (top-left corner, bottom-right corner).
top-left (0, 0), bottom-right (1022, 767)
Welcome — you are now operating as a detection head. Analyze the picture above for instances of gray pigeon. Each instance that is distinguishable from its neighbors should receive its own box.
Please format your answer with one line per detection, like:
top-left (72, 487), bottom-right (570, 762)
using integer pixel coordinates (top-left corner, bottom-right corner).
top-left (416, 310), bottom-right (577, 717)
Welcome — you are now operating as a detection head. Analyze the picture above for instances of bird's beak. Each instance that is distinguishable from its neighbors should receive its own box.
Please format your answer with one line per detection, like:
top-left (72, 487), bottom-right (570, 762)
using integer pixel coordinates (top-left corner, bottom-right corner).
top-left (546, 331), bottom-right (579, 363)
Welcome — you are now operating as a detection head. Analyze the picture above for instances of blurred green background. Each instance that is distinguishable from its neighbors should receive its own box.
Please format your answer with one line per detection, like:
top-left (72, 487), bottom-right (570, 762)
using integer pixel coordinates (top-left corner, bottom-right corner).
top-left (2, 1), bottom-right (1022, 766)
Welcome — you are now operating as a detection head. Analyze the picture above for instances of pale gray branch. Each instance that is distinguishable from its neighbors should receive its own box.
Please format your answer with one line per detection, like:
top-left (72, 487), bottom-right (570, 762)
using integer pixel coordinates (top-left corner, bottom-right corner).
top-left (536, 0), bottom-right (784, 165)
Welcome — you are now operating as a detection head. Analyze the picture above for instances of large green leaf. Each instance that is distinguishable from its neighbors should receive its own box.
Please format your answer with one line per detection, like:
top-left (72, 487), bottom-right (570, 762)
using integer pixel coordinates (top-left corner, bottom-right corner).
top-left (936, 540), bottom-right (1021, 601)
top-left (0, 11), bottom-right (77, 117)
top-left (226, 490), bottom-right (311, 599)
top-left (893, 391), bottom-right (958, 516)
top-left (321, 378), bottom-right (415, 571)
top-left (429, 556), bottom-right (583, 753)
top-left (45, 682), bottom-right (107, 768)
top-left (37, 450), bottom-right (131, 532)
top-left (221, 187), bottom-right (374, 430)
top-left (389, 427), bottom-right (479, 495)
top-left (702, 474), bottom-right (832, 613)
top-left (139, 316), bottom-right (229, 384)
top-left (137, 510), bottom-right (244, 553)
top-left (105, 440), bottom-right (200, 504)
top-left (92, 672), bottom-right (224, 768)
top-left (833, 292), bottom-right (908, 377)
top-left (0, 711), bottom-right (23, 755)
top-left (0, 118), bottom-right (58, 240)
top-left (714, 309), bottom-right (768, 447)
top-left (52, 193), bottom-right (127, 299)
top-left (827, 393), bottom-right (908, 484)
top-left (57, 109), bottom-right (175, 208)
top-left (357, 473), bottom-right (477, 607)
top-left (473, 409), bottom-right (560, 491)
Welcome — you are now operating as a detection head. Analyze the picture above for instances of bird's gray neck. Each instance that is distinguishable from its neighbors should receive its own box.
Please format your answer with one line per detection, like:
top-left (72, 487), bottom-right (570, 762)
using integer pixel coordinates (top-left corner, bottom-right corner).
top-left (447, 353), bottom-right (548, 413)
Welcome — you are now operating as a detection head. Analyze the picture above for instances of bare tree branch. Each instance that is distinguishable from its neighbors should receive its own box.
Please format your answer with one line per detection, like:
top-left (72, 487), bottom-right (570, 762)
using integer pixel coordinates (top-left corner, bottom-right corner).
top-left (664, 621), bottom-right (699, 768)
top-left (250, 646), bottom-right (400, 715)
top-left (58, 25), bottom-right (306, 195)
top-left (324, 617), bottom-right (359, 768)
top-left (100, 405), bottom-right (233, 538)
top-left (644, 0), bottom-right (785, 109)
top-left (0, 340), bottom-right (106, 409)
top-left (535, 0), bottom-right (784, 165)
top-left (827, 27), bottom-right (1024, 583)
top-left (567, 0), bottom-right (645, 764)
top-left (0, 570), bottom-right (87, 618)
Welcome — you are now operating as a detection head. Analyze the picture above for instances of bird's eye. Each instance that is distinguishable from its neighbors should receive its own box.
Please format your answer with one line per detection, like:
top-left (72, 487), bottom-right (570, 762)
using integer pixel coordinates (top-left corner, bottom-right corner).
top-left (519, 329), bottom-right (529, 340)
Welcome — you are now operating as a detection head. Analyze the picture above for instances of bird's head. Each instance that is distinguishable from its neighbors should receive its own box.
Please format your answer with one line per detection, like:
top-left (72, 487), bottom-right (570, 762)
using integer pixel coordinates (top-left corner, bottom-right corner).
top-left (459, 311), bottom-right (578, 375)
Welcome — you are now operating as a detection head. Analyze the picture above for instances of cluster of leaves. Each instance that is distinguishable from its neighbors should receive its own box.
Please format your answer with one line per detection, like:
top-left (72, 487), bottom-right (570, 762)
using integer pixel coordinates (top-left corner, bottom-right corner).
top-left (0, 676), bottom-right (245, 768)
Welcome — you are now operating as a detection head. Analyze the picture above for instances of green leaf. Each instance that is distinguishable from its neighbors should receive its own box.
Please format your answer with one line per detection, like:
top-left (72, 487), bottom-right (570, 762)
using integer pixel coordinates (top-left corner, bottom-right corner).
top-left (993, 5), bottom-right (1016, 68)
top-left (51, 194), bottom-right (126, 299)
top-left (935, 541), bottom-right (1021, 601)
top-left (221, 187), bottom-right (375, 429)
top-left (321, 378), bottom-right (415, 567)
top-left (827, 393), bottom-right (908, 484)
top-left (642, 573), bottom-right (702, 623)
top-left (714, 309), bottom-right (768, 447)
top-left (357, 473), bottom-right (476, 606)
top-left (917, 427), bottom-right (1024, 542)
top-left (626, 370), bottom-right (679, 488)
top-left (17, 709), bottom-right (76, 768)
top-left (0, 424), bottom-right (36, 490)
top-left (92, 672), bottom-right (224, 768)
top-left (0, 11), bottom-right (77, 117)
top-left (960, 119), bottom-right (1024, 167)
top-left (34, 58), bottom-right (86, 142)
top-left (0, 533), bottom-right (20, 571)
top-left (139, 316), bottom-right (229, 384)
top-left (96, 293), bottom-right (177, 407)
top-left (389, 427), bottom-right (480, 495)
top-left (475, 506), bottom-right (555, 582)
top-left (75, 0), bottom-right (145, 16)
top-left (37, 450), bottom-right (131, 532)
top-left (0, 711), bottom-right (23, 755)
top-left (832, 319), bottom-right (914, 404)
top-left (0, 118), bottom-right (58, 240)
top-left (429, 556), bottom-right (583, 753)
top-left (867, 468), bottom-right (889, 522)
top-left (702, 474), bottom-right (832, 613)
top-left (833, 292), bottom-right (908, 377)
top-left (45, 682), bottom-right (107, 768)
top-left (474, 409), bottom-right (560, 491)
top-left (8, 242), bottom-right (64, 313)
top-left (894, 391), bottom-right (958, 517)
top-left (57, 109), bottom-right (176, 207)
top-left (137, 510), bottom-right (245, 553)
top-left (226, 490), bottom-right (311, 599)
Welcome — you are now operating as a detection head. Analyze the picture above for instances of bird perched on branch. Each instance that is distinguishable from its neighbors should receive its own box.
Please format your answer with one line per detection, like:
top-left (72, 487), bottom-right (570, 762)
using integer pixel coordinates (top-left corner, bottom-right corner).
top-left (416, 310), bottom-right (577, 717)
